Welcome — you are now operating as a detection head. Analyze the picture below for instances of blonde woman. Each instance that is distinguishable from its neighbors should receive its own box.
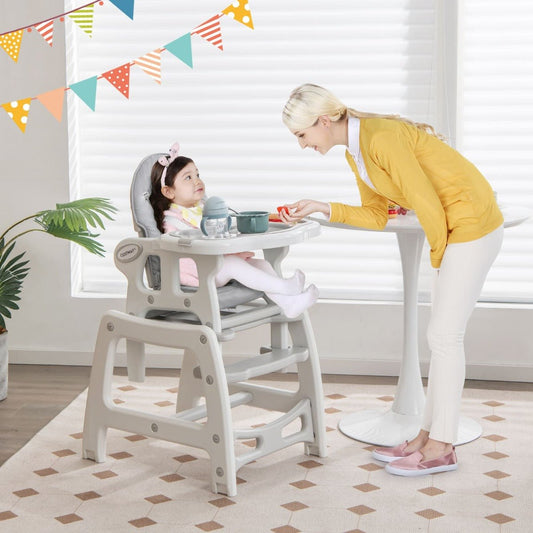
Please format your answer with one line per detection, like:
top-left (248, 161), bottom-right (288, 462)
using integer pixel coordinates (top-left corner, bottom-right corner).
top-left (281, 83), bottom-right (504, 477)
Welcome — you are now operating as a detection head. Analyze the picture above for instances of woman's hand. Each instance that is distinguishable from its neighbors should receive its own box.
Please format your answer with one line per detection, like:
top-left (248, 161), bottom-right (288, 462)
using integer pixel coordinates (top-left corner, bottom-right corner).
top-left (279, 200), bottom-right (330, 223)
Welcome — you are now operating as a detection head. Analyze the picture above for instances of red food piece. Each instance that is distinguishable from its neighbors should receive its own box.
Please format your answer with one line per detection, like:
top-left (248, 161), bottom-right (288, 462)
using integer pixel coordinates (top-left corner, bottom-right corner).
top-left (277, 205), bottom-right (290, 215)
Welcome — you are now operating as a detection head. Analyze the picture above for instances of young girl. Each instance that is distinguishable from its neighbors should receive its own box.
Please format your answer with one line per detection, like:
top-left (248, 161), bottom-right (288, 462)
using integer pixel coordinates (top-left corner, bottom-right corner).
top-left (281, 83), bottom-right (504, 476)
top-left (149, 143), bottom-right (318, 319)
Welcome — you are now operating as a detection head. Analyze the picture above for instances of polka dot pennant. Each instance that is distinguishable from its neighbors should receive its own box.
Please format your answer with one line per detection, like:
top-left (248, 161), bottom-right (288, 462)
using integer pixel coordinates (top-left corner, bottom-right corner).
top-left (222, 1), bottom-right (254, 30)
top-left (0, 30), bottom-right (23, 62)
top-left (1, 98), bottom-right (32, 132)
top-left (102, 63), bottom-right (131, 98)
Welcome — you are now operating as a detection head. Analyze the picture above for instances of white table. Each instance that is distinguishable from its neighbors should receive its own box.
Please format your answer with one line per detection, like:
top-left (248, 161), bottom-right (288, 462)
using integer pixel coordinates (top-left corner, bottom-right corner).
top-left (315, 205), bottom-right (532, 446)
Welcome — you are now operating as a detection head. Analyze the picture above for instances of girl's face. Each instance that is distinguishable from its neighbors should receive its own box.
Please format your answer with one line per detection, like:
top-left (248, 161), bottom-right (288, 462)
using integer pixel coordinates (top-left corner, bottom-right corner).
top-left (163, 162), bottom-right (205, 207)
top-left (293, 116), bottom-right (335, 154)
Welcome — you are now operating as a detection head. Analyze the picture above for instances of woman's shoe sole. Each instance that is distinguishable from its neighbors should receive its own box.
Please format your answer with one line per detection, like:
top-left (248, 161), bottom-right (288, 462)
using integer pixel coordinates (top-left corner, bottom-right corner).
top-left (385, 462), bottom-right (458, 477)
top-left (371, 450), bottom-right (407, 463)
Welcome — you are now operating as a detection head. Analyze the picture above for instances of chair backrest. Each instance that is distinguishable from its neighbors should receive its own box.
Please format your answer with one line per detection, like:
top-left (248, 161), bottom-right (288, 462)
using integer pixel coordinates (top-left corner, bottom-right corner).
top-left (130, 153), bottom-right (165, 289)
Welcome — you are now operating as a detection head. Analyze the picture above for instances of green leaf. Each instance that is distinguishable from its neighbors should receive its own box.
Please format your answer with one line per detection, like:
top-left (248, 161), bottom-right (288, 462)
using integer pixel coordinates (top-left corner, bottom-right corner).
top-left (37, 198), bottom-right (117, 233)
top-left (0, 242), bottom-right (27, 327)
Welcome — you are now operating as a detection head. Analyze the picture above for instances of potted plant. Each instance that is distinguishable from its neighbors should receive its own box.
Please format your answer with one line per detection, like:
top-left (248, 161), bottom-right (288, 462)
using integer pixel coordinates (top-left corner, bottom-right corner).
top-left (0, 197), bottom-right (117, 400)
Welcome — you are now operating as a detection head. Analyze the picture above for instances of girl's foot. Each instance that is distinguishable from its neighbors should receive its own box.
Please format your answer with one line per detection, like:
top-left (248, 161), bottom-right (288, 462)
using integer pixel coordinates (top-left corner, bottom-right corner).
top-left (285, 269), bottom-right (305, 295)
top-left (270, 284), bottom-right (319, 318)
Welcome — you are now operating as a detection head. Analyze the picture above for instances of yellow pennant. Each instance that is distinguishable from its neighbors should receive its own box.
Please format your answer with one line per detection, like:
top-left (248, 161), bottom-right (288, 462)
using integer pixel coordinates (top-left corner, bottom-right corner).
top-left (222, 1), bottom-right (254, 29)
top-left (0, 29), bottom-right (23, 62)
top-left (2, 98), bottom-right (32, 132)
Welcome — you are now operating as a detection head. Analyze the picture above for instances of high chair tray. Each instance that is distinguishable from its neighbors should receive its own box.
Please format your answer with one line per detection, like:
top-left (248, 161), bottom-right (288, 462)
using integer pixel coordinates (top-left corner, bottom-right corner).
top-left (161, 219), bottom-right (321, 254)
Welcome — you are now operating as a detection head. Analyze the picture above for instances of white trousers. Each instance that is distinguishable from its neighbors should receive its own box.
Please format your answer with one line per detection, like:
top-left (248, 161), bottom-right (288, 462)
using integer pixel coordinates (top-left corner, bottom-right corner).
top-left (421, 225), bottom-right (504, 443)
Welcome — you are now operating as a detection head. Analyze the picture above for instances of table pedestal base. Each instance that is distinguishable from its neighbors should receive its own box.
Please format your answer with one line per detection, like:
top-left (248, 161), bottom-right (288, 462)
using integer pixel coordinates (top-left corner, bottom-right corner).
top-left (338, 410), bottom-right (482, 447)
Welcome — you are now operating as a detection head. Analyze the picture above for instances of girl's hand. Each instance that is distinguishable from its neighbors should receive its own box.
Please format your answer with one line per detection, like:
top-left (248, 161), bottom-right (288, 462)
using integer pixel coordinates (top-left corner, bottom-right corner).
top-left (279, 200), bottom-right (330, 223)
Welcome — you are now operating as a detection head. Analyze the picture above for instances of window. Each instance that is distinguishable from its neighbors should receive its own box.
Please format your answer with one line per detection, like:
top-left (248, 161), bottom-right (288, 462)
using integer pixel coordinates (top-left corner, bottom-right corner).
top-left (66, 0), bottom-right (532, 302)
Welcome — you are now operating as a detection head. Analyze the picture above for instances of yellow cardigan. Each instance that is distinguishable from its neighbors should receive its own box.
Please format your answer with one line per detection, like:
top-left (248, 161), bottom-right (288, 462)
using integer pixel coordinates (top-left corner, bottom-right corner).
top-left (329, 118), bottom-right (503, 268)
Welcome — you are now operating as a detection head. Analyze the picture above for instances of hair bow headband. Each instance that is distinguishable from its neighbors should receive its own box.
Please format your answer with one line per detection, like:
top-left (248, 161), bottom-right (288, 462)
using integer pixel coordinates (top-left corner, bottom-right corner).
top-left (158, 142), bottom-right (180, 188)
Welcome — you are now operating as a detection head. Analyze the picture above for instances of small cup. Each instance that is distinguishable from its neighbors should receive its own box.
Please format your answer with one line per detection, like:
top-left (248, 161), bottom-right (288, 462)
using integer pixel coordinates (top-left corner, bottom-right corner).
top-left (236, 211), bottom-right (269, 234)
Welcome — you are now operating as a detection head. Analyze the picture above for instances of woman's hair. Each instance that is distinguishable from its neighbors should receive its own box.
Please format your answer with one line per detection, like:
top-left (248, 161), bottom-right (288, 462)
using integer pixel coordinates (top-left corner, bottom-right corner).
top-left (149, 155), bottom-right (194, 232)
top-left (282, 83), bottom-right (444, 140)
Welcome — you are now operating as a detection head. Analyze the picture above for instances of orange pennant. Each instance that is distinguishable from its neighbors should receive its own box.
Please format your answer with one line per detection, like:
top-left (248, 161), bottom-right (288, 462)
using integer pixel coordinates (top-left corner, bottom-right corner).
top-left (2, 98), bottom-right (31, 132)
top-left (0, 29), bottom-right (23, 62)
top-left (222, 1), bottom-right (254, 29)
top-left (134, 50), bottom-right (162, 84)
top-left (37, 87), bottom-right (65, 121)
top-left (34, 20), bottom-right (54, 46)
top-left (102, 63), bottom-right (131, 98)
top-left (192, 14), bottom-right (223, 51)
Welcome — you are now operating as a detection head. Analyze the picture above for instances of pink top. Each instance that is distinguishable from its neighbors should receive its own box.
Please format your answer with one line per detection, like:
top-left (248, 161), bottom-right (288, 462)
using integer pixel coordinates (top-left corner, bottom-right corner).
top-left (163, 202), bottom-right (203, 287)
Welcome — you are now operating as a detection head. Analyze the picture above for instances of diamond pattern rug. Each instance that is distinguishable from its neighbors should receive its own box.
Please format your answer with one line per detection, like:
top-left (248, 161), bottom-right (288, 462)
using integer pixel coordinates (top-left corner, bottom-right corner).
top-left (0, 375), bottom-right (532, 532)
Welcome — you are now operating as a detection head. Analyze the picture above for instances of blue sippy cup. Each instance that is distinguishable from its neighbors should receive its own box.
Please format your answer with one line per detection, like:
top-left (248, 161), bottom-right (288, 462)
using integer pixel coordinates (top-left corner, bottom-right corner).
top-left (200, 196), bottom-right (232, 238)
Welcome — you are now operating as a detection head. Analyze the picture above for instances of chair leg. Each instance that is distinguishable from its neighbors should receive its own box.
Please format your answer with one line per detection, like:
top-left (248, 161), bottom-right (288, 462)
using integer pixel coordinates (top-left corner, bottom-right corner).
top-left (289, 313), bottom-right (327, 458)
top-left (176, 348), bottom-right (204, 412)
top-left (83, 315), bottom-right (118, 463)
top-left (126, 339), bottom-right (146, 383)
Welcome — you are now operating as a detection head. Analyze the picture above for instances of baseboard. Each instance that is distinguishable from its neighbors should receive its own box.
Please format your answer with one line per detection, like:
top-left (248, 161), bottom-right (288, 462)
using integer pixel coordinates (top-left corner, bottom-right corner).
top-left (8, 349), bottom-right (533, 383)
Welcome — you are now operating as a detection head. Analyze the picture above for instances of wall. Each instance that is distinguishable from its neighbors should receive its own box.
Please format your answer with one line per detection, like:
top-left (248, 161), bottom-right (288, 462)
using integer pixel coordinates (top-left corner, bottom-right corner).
top-left (1, 1), bottom-right (532, 382)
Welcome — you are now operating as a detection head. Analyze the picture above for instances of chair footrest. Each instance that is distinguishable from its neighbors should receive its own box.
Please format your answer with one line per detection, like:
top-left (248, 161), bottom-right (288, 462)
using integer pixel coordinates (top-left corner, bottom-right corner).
top-left (224, 346), bottom-right (308, 383)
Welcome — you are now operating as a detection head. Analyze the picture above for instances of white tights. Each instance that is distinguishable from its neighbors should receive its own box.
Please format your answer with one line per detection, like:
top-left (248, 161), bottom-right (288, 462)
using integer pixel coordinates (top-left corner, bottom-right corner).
top-left (422, 225), bottom-right (504, 443)
top-left (214, 255), bottom-right (318, 318)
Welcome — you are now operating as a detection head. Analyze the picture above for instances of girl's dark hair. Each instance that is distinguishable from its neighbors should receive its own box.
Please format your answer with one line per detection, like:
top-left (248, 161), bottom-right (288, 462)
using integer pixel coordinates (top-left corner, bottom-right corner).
top-left (149, 155), bottom-right (194, 232)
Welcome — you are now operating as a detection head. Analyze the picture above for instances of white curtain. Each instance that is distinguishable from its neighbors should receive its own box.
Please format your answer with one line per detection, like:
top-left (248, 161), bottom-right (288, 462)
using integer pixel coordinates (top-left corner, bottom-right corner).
top-left (66, 0), bottom-right (532, 303)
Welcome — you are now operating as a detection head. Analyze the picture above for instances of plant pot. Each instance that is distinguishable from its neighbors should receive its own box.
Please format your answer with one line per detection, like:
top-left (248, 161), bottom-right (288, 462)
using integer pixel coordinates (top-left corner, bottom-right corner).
top-left (0, 332), bottom-right (7, 401)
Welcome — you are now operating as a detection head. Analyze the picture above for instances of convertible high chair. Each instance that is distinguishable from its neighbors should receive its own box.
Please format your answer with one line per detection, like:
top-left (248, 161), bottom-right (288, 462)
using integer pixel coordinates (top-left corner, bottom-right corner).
top-left (82, 153), bottom-right (327, 496)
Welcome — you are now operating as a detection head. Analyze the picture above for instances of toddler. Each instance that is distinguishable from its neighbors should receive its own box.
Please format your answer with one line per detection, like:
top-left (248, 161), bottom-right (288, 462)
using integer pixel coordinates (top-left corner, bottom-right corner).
top-left (149, 143), bottom-right (318, 319)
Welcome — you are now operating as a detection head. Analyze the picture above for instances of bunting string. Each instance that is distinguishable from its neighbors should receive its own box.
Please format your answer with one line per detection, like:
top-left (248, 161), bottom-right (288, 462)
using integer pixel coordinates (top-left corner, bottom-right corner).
top-left (0, 0), bottom-right (135, 61)
top-left (1, 1), bottom-right (255, 132)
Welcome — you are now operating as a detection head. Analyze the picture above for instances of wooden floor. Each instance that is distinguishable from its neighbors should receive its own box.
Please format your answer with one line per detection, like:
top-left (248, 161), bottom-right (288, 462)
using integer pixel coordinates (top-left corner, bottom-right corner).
top-left (1, 364), bottom-right (531, 467)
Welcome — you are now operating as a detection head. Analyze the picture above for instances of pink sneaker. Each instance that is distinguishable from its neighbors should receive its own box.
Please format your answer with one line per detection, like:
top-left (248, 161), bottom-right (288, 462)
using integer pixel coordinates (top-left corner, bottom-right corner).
top-left (385, 448), bottom-right (458, 477)
top-left (371, 441), bottom-right (413, 463)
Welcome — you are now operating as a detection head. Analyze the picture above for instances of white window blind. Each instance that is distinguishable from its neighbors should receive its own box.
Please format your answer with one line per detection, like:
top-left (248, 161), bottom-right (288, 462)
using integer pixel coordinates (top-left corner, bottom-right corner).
top-left (66, 0), bottom-right (532, 303)
top-left (460, 0), bottom-right (533, 302)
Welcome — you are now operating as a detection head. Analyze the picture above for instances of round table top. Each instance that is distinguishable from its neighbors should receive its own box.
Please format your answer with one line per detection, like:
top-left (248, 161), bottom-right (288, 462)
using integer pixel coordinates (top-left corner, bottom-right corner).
top-left (311, 204), bottom-right (532, 234)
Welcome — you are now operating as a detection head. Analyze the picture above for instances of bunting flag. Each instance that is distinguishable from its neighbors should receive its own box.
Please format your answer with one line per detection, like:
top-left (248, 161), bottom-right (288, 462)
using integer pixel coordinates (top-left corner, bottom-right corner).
top-left (108, 0), bottom-right (135, 20)
top-left (68, 4), bottom-right (95, 38)
top-left (191, 14), bottom-right (223, 51)
top-left (134, 49), bottom-right (162, 84)
top-left (69, 76), bottom-right (98, 110)
top-left (222, 1), bottom-right (254, 29)
top-left (36, 87), bottom-right (65, 121)
top-left (1, 1), bottom-right (256, 132)
top-left (165, 34), bottom-right (193, 68)
top-left (102, 63), bottom-right (131, 98)
top-left (34, 20), bottom-right (54, 46)
top-left (0, 1), bottom-right (137, 58)
top-left (1, 98), bottom-right (32, 132)
top-left (0, 30), bottom-right (24, 62)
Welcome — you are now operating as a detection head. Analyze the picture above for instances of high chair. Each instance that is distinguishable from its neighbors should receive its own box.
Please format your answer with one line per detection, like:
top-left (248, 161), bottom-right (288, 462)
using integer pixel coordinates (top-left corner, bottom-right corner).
top-left (82, 153), bottom-right (327, 496)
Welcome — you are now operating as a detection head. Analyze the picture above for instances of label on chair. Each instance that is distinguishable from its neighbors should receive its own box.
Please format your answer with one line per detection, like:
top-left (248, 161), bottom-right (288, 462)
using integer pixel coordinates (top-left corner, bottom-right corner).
top-left (116, 243), bottom-right (143, 263)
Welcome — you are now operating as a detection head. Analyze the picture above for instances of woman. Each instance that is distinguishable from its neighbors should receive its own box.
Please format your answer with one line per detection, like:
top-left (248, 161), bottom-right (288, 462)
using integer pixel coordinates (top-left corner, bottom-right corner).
top-left (281, 83), bottom-right (504, 477)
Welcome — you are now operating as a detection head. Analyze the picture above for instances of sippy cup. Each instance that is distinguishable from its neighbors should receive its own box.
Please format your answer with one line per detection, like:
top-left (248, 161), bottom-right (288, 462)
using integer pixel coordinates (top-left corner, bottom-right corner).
top-left (200, 196), bottom-right (232, 238)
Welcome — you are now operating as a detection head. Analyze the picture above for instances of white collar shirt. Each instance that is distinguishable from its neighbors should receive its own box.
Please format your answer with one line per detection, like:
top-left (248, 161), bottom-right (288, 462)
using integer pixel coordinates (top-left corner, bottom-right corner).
top-left (347, 117), bottom-right (376, 191)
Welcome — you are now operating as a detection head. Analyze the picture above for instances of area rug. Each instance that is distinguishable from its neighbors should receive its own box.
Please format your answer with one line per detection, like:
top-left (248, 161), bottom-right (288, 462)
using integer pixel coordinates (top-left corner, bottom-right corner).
top-left (0, 375), bottom-right (532, 533)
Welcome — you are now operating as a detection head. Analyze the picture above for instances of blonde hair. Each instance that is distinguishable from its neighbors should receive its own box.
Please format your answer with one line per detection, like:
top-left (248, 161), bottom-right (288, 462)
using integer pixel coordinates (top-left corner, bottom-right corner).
top-left (282, 83), bottom-right (445, 140)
